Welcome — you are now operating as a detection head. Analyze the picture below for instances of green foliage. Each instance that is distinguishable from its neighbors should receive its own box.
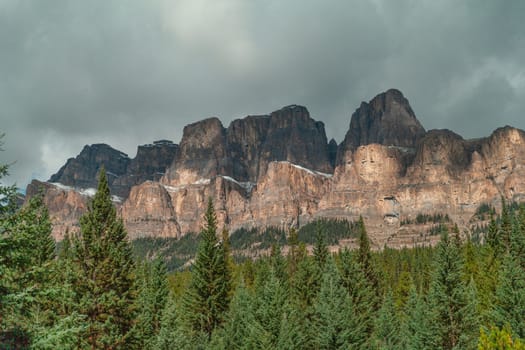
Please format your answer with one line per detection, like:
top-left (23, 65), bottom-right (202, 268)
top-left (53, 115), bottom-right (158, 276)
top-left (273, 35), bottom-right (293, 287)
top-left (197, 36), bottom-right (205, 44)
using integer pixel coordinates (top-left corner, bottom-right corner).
top-left (478, 325), bottom-right (525, 350)
top-left (0, 191), bottom-right (64, 349)
top-left (475, 203), bottom-right (496, 221)
top-left (71, 167), bottom-right (137, 349)
top-left (313, 221), bottom-right (329, 270)
top-left (4, 136), bottom-right (525, 349)
top-left (400, 285), bottom-right (436, 350)
top-left (132, 233), bottom-right (200, 271)
top-left (229, 226), bottom-right (287, 250)
top-left (182, 199), bottom-right (232, 340)
top-left (312, 258), bottom-right (366, 349)
top-left (338, 248), bottom-right (376, 342)
top-left (492, 254), bottom-right (525, 339)
top-left (401, 212), bottom-right (452, 226)
top-left (133, 259), bottom-right (169, 349)
top-left (356, 216), bottom-right (379, 294)
top-left (154, 296), bottom-right (183, 350)
top-left (427, 230), bottom-right (480, 350)
top-left (298, 218), bottom-right (358, 244)
top-left (373, 291), bottom-right (402, 350)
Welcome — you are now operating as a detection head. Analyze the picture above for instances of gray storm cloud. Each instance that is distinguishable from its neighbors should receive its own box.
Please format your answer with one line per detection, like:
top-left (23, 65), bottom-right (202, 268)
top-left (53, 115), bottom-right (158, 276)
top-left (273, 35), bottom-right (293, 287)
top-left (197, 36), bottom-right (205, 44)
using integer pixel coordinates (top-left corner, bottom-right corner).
top-left (1, 0), bottom-right (524, 188)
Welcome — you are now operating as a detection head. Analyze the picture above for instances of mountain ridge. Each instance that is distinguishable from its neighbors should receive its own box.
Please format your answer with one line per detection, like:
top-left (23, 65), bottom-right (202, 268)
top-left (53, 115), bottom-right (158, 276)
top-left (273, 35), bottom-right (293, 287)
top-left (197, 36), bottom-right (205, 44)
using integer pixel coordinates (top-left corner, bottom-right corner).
top-left (30, 89), bottom-right (525, 248)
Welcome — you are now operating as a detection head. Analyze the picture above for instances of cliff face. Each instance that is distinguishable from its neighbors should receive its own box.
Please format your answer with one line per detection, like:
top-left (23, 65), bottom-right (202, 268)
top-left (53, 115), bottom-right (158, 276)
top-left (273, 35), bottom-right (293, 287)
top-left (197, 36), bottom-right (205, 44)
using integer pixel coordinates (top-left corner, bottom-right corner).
top-left (162, 105), bottom-right (333, 186)
top-left (337, 89), bottom-right (425, 165)
top-left (49, 143), bottom-right (130, 196)
top-left (30, 90), bottom-right (525, 248)
top-left (49, 140), bottom-right (178, 198)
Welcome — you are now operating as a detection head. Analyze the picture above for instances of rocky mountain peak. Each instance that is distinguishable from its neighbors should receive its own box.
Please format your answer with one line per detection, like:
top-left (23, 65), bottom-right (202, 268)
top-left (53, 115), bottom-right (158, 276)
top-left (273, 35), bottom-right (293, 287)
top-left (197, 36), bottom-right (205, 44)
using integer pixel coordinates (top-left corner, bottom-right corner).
top-left (49, 143), bottom-right (130, 190)
top-left (337, 89), bottom-right (426, 165)
top-left (163, 117), bottom-right (230, 185)
top-left (49, 141), bottom-right (178, 198)
top-left (342, 89), bottom-right (425, 150)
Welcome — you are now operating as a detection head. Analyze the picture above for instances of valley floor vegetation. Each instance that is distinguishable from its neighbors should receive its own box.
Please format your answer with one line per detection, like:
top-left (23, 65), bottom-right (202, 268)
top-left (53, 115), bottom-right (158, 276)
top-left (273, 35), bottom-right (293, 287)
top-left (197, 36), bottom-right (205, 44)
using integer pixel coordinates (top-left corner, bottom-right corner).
top-left (2, 156), bottom-right (525, 349)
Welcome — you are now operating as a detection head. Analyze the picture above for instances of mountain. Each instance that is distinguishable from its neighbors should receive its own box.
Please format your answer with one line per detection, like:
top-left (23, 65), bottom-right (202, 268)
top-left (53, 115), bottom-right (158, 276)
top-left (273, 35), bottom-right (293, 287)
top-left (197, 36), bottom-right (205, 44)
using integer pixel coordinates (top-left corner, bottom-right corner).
top-left (49, 140), bottom-right (178, 197)
top-left (28, 89), bottom-right (525, 248)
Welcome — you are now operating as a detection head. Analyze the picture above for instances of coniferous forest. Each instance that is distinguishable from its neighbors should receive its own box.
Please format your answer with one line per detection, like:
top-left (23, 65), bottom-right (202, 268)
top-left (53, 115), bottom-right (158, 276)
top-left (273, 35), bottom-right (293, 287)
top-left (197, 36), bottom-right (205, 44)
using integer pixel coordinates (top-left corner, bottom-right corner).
top-left (3, 158), bottom-right (525, 348)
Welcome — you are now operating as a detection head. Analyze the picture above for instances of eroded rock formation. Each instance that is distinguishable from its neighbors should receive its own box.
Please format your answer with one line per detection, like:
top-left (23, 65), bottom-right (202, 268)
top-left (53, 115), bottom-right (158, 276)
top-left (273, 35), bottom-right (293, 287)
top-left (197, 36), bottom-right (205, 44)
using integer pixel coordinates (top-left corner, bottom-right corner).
top-left (28, 90), bottom-right (525, 247)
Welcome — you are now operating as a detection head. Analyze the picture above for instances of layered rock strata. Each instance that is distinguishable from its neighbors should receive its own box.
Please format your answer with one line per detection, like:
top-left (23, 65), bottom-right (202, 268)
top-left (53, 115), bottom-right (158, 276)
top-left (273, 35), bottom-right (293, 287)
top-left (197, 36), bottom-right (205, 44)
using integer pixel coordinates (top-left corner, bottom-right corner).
top-left (28, 90), bottom-right (525, 248)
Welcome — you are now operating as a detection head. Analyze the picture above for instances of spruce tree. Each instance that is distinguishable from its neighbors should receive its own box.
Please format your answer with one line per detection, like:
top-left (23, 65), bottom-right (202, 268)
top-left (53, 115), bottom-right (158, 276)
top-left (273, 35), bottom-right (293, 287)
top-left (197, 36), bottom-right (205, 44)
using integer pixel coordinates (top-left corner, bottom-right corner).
top-left (0, 192), bottom-right (60, 348)
top-left (338, 248), bottom-right (376, 339)
top-left (500, 198), bottom-right (513, 250)
top-left (154, 296), bottom-right (186, 350)
top-left (492, 253), bottom-right (525, 338)
top-left (287, 227), bottom-right (301, 277)
top-left (356, 216), bottom-right (379, 294)
top-left (182, 198), bottom-right (232, 340)
top-left (400, 285), bottom-right (436, 350)
top-left (313, 221), bottom-right (329, 270)
top-left (133, 259), bottom-right (169, 349)
top-left (212, 283), bottom-right (257, 349)
top-left (252, 269), bottom-right (289, 346)
top-left (373, 291), bottom-right (402, 350)
top-left (478, 325), bottom-right (525, 350)
top-left (270, 243), bottom-right (287, 285)
top-left (510, 204), bottom-right (525, 269)
top-left (312, 258), bottom-right (366, 349)
top-left (291, 256), bottom-right (320, 312)
top-left (427, 231), bottom-right (479, 350)
top-left (71, 167), bottom-right (136, 349)
top-left (486, 214), bottom-right (502, 256)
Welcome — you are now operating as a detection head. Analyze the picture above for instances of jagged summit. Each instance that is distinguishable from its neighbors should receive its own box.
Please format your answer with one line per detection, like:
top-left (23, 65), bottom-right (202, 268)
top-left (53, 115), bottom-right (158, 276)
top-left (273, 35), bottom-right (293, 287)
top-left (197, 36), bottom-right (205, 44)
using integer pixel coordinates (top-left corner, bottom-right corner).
top-left (341, 89), bottom-right (426, 151)
top-left (49, 143), bottom-right (130, 190)
top-left (49, 141), bottom-right (178, 197)
top-left (33, 91), bottom-right (525, 247)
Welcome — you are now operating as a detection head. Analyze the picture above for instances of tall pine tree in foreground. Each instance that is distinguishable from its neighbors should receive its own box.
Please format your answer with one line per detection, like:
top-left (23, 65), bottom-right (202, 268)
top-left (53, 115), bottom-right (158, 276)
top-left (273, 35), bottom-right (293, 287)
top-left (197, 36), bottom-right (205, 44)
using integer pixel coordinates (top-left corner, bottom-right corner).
top-left (400, 284), bottom-right (435, 350)
top-left (427, 230), bottom-right (479, 350)
top-left (182, 199), bottom-right (232, 341)
top-left (133, 259), bottom-right (169, 349)
top-left (0, 194), bottom-right (58, 348)
top-left (312, 258), bottom-right (366, 349)
top-left (72, 167), bottom-right (136, 349)
top-left (373, 291), bottom-right (402, 350)
top-left (492, 253), bottom-right (525, 339)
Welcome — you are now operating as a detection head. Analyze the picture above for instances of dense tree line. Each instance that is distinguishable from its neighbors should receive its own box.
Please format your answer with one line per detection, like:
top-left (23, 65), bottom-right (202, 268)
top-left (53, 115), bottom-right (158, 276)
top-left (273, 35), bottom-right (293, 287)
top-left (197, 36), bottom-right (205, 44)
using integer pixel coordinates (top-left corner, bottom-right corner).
top-left (2, 147), bottom-right (525, 348)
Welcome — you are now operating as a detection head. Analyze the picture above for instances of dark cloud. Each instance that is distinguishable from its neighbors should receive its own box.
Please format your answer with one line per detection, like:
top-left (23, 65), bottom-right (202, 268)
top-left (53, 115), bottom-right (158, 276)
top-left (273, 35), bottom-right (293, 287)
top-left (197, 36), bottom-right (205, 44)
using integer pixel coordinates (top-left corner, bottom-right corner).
top-left (1, 0), bottom-right (524, 187)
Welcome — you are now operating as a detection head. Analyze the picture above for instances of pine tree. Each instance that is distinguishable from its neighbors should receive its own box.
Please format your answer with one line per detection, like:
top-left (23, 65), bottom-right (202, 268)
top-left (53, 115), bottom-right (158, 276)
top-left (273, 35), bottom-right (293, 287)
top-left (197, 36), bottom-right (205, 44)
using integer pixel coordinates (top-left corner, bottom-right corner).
top-left (478, 325), bottom-right (525, 350)
top-left (133, 259), bottom-right (169, 349)
top-left (356, 216), bottom-right (379, 293)
top-left (486, 214), bottom-right (502, 256)
top-left (270, 243), bottom-right (287, 285)
top-left (0, 134), bottom-right (17, 218)
top-left (182, 198), bottom-right (232, 340)
top-left (427, 231), bottom-right (479, 350)
top-left (373, 291), bottom-right (402, 350)
top-left (510, 204), bottom-right (525, 269)
top-left (338, 248), bottom-right (376, 339)
top-left (154, 296), bottom-right (186, 350)
top-left (252, 269), bottom-right (289, 347)
top-left (312, 258), bottom-right (366, 349)
top-left (501, 197), bottom-right (513, 250)
top-left (313, 221), bottom-right (329, 270)
top-left (0, 192), bottom-right (60, 348)
top-left (492, 253), bottom-right (525, 339)
top-left (287, 227), bottom-right (301, 277)
top-left (291, 256), bottom-right (320, 312)
top-left (400, 285), bottom-right (436, 350)
top-left (211, 283), bottom-right (257, 349)
top-left (71, 167), bottom-right (136, 349)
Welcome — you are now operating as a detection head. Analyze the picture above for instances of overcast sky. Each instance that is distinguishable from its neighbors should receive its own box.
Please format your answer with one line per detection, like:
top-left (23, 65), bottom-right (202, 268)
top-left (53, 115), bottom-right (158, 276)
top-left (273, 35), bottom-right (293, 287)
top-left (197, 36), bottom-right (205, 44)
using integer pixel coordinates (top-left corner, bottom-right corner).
top-left (1, 0), bottom-right (524, 188)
